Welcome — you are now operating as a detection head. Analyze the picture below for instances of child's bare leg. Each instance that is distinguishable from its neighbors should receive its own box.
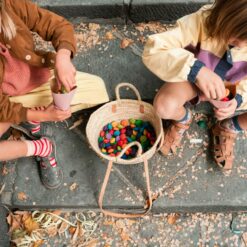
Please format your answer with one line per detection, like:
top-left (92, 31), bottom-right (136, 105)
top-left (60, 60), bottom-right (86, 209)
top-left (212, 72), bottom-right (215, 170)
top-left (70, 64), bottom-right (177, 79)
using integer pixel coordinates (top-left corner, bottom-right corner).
top-left (0, 140), bottom-right (28, 161)
top-left (237, 113), bottom-right (247, 129)
top-left (154, 81), bottom-right (198, 155)
top-left (0, 121), bottom-right (54, 161)
top-left (0, 122), bottom-right (28, 161)
top-left (153, 81), bottom-right (198, 120)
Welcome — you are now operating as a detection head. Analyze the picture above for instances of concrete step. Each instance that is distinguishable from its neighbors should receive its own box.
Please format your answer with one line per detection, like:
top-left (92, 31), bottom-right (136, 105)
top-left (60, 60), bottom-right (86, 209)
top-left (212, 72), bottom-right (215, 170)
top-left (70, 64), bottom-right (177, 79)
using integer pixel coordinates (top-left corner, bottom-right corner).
top-left (33, 0), bottom-right (210, 21)
top-left (2, 9), bottom-right (246, 215)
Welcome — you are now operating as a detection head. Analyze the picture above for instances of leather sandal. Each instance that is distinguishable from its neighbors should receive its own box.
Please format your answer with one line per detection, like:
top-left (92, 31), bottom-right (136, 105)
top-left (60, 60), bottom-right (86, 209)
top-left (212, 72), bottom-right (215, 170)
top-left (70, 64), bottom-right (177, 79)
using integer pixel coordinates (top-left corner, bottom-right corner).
top-left (160, 120), bottom-right (191, 156)
top-left (212, 122), bottom-right (237, 170)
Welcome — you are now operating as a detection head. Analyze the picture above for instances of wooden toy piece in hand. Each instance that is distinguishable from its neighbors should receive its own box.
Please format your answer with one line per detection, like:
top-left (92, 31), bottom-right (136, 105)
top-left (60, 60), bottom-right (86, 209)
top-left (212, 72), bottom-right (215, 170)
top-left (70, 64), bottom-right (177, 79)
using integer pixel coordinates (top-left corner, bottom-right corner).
top-left (221, 88), bottom-right (232, 102)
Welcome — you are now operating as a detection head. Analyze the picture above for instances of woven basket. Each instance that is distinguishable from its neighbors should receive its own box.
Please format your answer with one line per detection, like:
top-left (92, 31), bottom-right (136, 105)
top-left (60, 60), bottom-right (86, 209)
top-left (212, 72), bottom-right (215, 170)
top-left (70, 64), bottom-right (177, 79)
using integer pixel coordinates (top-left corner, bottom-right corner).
top-left (86, 83), bottom-right (164, 218)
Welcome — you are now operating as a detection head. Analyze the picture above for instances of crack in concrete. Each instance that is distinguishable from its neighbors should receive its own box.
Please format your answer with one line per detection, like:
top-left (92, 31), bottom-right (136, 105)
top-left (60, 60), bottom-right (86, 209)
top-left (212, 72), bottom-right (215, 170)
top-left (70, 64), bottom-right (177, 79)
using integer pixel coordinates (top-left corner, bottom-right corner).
top-left (151, 145), bottom-right (206, 202)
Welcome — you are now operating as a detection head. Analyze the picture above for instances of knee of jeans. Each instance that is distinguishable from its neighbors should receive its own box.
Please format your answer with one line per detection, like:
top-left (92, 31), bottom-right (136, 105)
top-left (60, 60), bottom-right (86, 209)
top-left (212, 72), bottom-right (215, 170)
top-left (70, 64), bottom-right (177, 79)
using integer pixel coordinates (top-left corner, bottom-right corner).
top-left (154, 96), bottom-right (181, 119)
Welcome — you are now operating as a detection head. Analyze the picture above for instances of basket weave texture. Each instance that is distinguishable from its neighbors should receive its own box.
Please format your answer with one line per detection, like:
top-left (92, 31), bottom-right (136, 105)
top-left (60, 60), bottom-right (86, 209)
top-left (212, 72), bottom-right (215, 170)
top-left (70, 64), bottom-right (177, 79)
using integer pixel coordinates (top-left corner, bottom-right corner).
top-left (86, 83), bottom-right (163, 164)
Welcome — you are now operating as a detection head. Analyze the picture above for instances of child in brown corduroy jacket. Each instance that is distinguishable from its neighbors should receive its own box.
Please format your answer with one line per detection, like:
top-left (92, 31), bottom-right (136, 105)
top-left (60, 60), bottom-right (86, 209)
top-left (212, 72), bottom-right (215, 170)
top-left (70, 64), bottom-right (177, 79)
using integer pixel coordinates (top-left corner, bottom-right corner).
top-left (0, 0), bottom-right (109, 189)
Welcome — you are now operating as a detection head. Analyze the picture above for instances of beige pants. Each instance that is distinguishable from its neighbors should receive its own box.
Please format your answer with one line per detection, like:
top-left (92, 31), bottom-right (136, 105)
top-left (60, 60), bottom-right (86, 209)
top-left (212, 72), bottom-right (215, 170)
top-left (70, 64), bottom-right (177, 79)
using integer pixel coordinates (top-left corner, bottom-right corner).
top-left (9, 71), bottom-right (109, 113)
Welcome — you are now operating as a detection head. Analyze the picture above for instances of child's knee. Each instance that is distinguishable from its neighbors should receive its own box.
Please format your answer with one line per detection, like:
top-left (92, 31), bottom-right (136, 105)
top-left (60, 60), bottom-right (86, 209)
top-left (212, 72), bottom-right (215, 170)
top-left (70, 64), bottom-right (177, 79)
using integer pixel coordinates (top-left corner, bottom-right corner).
top-left (154, 95), bottom-right (181, 119)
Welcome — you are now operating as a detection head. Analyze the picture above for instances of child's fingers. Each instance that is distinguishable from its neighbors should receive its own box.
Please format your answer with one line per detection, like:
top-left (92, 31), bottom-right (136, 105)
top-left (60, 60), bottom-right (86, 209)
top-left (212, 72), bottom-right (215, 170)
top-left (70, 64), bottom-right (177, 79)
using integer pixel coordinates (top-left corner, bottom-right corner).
top-left (209, 86), bottom-right (217, 100)
top-left (216, 107), bottom-right (231, 114)
top-left (215, 84), bottom-right (225, 100)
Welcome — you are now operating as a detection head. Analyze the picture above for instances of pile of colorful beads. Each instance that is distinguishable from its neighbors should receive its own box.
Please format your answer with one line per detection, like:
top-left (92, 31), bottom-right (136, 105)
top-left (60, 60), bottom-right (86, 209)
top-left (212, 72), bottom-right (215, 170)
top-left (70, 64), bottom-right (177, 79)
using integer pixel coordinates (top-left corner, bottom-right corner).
top-left (98, 119), bottom-right (156, 159)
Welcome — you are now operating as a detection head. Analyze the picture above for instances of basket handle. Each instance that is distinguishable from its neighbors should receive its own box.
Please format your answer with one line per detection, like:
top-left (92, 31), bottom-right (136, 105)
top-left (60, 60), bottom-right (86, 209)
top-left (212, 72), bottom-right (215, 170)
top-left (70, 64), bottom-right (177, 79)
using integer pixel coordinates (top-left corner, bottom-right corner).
top-left (98, 158), bottom-right (152, 218)
top-left (115, 83), bottom-right (142, 101)
top-left (116, 141), bottom-right (143, 162)
top-left (157, 129), bottom-right (165, 152)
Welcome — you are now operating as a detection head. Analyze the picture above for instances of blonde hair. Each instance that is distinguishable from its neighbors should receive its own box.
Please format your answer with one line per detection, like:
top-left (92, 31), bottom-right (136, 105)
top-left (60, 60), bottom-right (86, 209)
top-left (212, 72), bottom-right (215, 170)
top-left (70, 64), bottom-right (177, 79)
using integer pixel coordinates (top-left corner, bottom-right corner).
top-left (0, 0), bottom-right (16, 40)
top-left (204, 0), bottom-right (247, 45)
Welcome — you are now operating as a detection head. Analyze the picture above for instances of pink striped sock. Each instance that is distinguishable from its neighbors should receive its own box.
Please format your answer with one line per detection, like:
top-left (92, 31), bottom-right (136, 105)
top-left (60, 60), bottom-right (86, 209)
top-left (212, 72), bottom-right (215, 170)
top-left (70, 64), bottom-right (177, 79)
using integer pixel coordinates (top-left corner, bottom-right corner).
top-left (28, 121), bottom-right (41, 135)
top-left (40, 157), bottom-right (57, 168)
top-left (24, 138), bottom-right (53, 157)
top-left (49, 157), bottom-right (57, 167)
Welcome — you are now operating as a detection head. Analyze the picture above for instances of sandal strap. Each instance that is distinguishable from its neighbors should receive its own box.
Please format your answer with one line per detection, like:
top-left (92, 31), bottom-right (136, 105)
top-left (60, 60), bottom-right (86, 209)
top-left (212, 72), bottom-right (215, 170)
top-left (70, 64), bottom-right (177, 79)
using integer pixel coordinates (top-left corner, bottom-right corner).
top-left (213, 122), bottom-right (237, 170)
top-left (160, 120), bottom-right (191, 155)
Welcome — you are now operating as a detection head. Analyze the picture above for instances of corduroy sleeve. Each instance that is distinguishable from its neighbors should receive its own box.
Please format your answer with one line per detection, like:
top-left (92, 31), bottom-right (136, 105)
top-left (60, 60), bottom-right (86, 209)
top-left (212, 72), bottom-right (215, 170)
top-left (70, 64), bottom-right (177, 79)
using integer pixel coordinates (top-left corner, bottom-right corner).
top-left (142, 8), bottom-right (206, 83)
top-left (0, 93), bottom-right (27, 123)
top-left (9, 0), bottom-right (77, 58)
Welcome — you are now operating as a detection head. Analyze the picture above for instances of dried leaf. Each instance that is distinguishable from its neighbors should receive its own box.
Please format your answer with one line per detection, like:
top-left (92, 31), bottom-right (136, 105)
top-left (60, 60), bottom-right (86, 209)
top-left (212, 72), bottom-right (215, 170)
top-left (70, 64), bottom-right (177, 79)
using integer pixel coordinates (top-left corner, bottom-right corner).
top-left (120, 38), bottom-right (134, 49)
top-left (47, 225), bottom-right (58, 237)
top-left (105, 31), bottom-right (115, 40)
top-left (23, 215), bottom-right (40, 234)
top-left (58, 221), bottom-right (69, 235)
top-left (68, 226), bottom-right (77, 235)
top-left (17, 192), bottom-right (28, 201)
top-left (51, 210), bottom-right (62, 216)
top-left (7, 214), bottom-right (22, 233)
top-left (11, 237), bottom-right (25, 245)
top-left (75, 33), bottom-right (85, 42)
top-left (71, 223), bottom-right (80, 243)
top-left (1, 165), bottom-right (8, 175)
top-left (86, 239), bottom-right (98, 247)
top-left (103, 220), bottom-right (115, 226)
top-left (120, 231), bottom-right (130, 242)
top-left (11, 229), bottom-right (27, 240)
top-left (115, 220), bottom-right (125, 229)
top-left (167, 213), bottom-right (179, 225)
top-left (69, 119), bottom-right (83, 130)
top-left (125, 219), bottom-right (136, 226)
top-left (242, 232), bottom-right (247, 245)
top-left (13, 211), bottom-right (29, 216)
top-left (32, 240), bottom-right (44, 247)
top-left (138, 36), bottom-right (145, 44)
top-left (70, 183), bottom-right (78, 191)
top-left (89, 23), bottom-right (100, 31)
top-left (0, 183), bottom-right (5, 195)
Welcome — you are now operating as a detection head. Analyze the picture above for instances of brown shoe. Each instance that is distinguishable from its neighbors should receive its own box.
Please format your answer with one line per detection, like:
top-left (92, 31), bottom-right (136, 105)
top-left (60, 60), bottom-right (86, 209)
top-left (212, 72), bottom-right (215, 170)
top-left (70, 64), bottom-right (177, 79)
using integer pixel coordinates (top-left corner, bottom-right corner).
top-left (212, 122), bottom-right (237, 170)
top-left (160, 120), bottom-right (191, 156)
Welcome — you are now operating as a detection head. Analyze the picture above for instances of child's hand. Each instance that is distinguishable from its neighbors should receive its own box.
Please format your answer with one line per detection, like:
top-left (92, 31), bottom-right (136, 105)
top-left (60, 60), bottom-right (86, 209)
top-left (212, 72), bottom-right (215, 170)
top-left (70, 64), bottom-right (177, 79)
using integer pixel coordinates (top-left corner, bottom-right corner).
top-left (214, 99), bottom-right (238, 120)
top-left (55, 49), bottom-right (76, 92)
top-left (196, 67), bottom-right (225, 100)
top-left (27, 104), bottom-right (71, 122)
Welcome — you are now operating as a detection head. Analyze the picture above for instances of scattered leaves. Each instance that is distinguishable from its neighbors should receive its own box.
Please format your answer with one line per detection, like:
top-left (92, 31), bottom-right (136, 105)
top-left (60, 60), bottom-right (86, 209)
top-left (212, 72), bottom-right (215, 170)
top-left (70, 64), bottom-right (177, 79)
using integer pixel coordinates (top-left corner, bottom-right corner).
top-left (88, 23), bottom-right (100, 31)
top-left (135, 21), bottom-right (168, 33)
